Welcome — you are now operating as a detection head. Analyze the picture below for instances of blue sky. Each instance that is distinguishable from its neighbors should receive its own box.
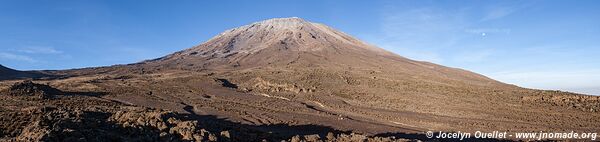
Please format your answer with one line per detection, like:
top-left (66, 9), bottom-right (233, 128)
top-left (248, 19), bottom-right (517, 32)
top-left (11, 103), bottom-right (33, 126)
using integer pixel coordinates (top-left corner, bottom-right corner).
top-left (1, 0), bottom-right (599, 95)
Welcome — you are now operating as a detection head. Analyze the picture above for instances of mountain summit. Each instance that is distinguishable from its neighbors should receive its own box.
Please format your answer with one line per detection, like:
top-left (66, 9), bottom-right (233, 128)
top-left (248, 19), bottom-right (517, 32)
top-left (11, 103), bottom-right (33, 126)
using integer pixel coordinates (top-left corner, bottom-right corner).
top-left (136, 17), bottom-right (496, 86)
top-left (141, 17), bottom-right (394, 69)
top-left (183, 17), bottom-right (385, 53)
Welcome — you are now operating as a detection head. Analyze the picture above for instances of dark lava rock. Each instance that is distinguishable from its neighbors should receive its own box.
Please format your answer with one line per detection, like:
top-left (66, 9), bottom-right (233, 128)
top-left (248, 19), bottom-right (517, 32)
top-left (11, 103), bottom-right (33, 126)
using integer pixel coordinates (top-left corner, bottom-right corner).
top-left (4, 80), bottom-right (62, 99)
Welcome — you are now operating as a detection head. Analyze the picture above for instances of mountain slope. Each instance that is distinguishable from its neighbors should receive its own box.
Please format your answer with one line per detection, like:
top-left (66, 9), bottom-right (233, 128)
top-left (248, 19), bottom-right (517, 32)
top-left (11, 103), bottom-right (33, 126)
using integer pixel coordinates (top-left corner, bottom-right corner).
top-left (137, 17), bottom-right (502, 87)
top-left (70, 17), bottom-right (595, 134)
top-left (6, 17), bottom-right (599, 139)
top-left (0, 65), bottom-right (49, 81)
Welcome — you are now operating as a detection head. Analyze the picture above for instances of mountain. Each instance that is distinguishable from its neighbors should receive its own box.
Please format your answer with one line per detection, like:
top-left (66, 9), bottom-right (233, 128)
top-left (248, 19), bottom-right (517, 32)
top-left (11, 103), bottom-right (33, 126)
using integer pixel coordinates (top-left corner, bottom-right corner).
top-left (89, 17), bottom-right (598, 133)
top-left (135, 17), bottom-right (502, 86)
top-left (2, 17), bottom-right (599, 141)
top-left (0, 64), bottom-right (49, 80)
top-left (0, 64), bottom-right (17, 74)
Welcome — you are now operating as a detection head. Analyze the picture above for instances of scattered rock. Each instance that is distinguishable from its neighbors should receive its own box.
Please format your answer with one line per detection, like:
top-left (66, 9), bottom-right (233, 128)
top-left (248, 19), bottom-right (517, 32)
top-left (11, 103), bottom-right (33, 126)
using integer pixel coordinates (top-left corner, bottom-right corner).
top-left (522, 90), bottom-right (600, 112)
top-left (249, 77), bottom-right (315, 93)
top-left (3, 80), bottom-right (62, 99)
top-left (216, 78), bottom-right (238, 89)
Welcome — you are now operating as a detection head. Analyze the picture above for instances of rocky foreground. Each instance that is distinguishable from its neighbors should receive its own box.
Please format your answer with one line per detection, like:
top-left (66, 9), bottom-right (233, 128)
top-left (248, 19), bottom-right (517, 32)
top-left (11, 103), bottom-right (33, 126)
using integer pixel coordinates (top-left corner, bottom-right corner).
top-left (0, 80), bottom-right (416, 142)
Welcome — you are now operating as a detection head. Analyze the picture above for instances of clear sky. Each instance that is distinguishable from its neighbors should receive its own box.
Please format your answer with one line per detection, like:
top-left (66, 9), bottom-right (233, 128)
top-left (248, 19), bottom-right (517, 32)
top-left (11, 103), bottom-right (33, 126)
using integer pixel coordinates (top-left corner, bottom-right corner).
top-left (1, 0), bottom-right (599, 95)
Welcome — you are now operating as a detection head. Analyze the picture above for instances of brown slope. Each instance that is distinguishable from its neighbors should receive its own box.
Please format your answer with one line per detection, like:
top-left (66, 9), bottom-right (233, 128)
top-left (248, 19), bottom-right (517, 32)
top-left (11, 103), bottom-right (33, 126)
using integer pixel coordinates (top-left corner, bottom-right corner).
top-left (25, 17), bottom-right (600, 139)
top-left (137, 17), bottom-right (502, 87)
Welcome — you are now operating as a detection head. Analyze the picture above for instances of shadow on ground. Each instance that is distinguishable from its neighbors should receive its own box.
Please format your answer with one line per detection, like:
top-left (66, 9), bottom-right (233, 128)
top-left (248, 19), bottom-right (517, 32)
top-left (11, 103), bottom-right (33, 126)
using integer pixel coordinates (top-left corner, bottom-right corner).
top-left (174, 108), bottom-right (514, 141)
